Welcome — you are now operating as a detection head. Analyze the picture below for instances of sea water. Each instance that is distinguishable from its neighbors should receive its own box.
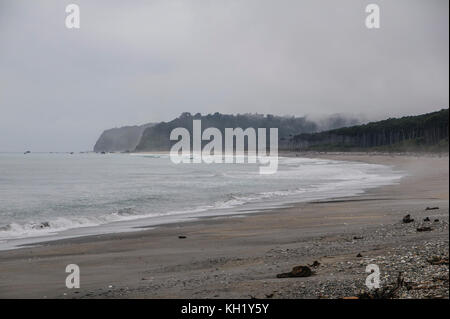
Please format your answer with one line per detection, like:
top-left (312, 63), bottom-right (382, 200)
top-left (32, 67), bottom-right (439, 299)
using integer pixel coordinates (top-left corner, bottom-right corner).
top-left (0, 153), bottom-right (403, 249)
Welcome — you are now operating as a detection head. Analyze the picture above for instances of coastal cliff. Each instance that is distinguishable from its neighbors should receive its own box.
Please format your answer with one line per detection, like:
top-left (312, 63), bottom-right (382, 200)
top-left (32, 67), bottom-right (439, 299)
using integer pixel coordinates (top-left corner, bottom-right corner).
top-left (93, 123), bottom-right (155, 153)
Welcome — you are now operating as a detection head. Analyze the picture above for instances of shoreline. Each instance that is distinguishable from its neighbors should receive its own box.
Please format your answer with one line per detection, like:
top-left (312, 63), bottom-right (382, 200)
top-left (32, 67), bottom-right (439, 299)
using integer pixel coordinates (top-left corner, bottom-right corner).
top-left (0, 153), bottom-right (402, 251)
top-left (0, 153), bottom-right (448, 298)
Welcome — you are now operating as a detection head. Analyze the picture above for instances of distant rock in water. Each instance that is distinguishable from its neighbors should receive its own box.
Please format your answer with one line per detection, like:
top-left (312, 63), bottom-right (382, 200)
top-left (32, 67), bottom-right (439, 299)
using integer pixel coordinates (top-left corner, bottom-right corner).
top-left (93, 123), bottom-right (155, 153)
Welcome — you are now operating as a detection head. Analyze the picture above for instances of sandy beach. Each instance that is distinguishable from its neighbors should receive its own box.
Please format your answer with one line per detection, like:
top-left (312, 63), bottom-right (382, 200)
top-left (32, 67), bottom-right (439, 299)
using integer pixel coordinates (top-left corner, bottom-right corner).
top-left (0, 154), bottom-right (448, 299)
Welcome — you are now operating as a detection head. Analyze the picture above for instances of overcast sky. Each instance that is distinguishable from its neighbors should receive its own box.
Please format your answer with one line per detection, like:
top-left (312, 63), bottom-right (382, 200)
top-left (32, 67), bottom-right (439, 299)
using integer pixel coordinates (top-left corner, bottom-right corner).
top-left (0, 0), bottom-right (448, 152)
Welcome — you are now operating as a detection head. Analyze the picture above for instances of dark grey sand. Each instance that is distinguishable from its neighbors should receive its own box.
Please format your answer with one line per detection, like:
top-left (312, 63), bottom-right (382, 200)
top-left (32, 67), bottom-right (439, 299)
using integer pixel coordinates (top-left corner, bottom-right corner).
top-left (0, 154), bottom-right (448, 299)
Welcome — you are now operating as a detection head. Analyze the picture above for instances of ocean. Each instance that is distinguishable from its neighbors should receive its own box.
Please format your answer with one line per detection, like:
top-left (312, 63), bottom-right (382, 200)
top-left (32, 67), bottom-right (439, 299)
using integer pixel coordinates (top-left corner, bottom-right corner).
top-left (0, 153), bottom-right (403, 249)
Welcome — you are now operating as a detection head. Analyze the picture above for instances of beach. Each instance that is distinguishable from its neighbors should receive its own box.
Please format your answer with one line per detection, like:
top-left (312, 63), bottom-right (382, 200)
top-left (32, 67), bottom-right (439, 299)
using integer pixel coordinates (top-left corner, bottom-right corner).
top-left (0, 154), bottom-right (448, 299)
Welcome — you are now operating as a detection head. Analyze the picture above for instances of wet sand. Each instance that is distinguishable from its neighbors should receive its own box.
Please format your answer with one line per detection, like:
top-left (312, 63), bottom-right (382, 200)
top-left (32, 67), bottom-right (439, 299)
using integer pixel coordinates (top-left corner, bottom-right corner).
top-left (0, 154), bottom-right (448, 298)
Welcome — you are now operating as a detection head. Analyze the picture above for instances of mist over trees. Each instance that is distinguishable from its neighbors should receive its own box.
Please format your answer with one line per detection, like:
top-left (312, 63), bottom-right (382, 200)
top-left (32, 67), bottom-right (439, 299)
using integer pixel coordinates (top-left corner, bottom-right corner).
top-left (94, 109), bottom-right (448, 153)
top-left (288, 108), bottom-right (449, 152)
top-left (133, 112), bottom-right (361, 152)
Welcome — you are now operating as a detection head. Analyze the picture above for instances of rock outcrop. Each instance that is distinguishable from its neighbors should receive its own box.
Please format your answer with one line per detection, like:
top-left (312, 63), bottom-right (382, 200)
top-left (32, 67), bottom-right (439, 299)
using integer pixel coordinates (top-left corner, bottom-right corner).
top-left (93, 123), bottom-right (155, 153)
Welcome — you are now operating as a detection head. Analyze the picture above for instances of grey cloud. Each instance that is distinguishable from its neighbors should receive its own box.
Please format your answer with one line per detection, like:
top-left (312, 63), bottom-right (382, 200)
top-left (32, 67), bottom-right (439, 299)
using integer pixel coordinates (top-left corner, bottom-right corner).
top-left (0, 0), bottom-right (448, 151)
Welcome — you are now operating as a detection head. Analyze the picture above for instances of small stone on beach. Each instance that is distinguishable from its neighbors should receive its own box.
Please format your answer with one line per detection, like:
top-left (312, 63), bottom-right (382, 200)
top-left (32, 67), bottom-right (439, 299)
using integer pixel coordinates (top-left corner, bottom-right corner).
top-left (402, 214), bottom-right (414, 224)
top-left (276, 265), bottom-right (312, 278)
top-left (427, 256), bottom-right (449, 265)
top-left (416, 226), bottom-right (432, 232)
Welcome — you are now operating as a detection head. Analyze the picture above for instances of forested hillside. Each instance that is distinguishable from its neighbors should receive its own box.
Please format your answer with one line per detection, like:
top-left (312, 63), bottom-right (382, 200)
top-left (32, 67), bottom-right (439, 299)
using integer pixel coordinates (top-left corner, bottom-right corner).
top-left (133, 112), bottom-right (359, 151)
top-left (286, 109), bottom-right (449, 152)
